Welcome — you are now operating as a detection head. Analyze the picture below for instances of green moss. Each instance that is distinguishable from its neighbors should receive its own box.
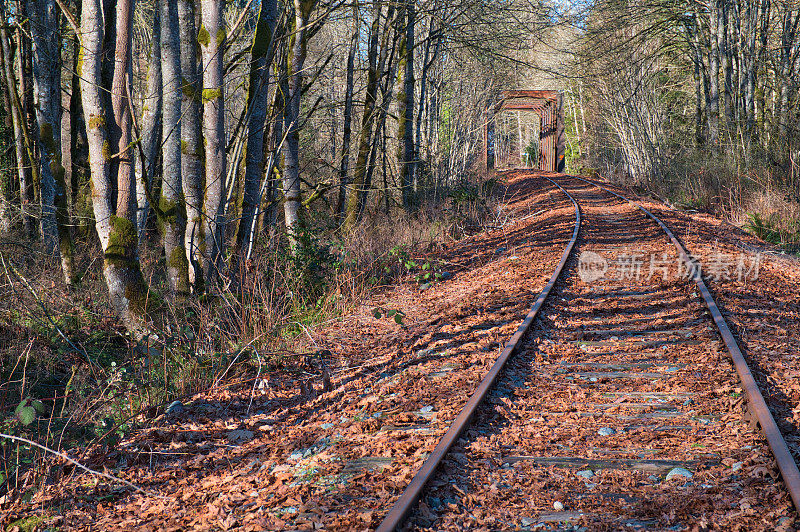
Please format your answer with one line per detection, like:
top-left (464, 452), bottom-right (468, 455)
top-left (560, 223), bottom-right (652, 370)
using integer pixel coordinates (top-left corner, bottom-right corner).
top-left (8, 515), bottom-right (45, 532)
top-left (104, 216), bottom-right (138, 270)
top-left (202, 88), bottom-right (222, 103)
top-left (76, 46), bottom-right (84, 78)
top-left (107, 216), bottom-right (136, 253)
top-left (181, 139), bottom-right (188, 155)
top-left (40, 122), bottom-right (55, 153)
top-left (169, 246), bottom-right (190, 293)
top-left (59, 227), bottom-right (75, 262)
top-left (123, 271), bottom-right (155, 316)
top-left (197, 25), bottom-right (210, 47)
top-left (102, 140), bottom-right (112, 161)
top-left (216, 28), bottom-right (226, 46)
top-left (251, 14), bottom-right (270, 58)
top-left (88, 114), bottom-right (106, 130)
top-left (181, 78), bottom-right (198, 100)
top-left (50, 159), bottom-right (66, 183)
top-left (159, 196), bottom-right (178, 222)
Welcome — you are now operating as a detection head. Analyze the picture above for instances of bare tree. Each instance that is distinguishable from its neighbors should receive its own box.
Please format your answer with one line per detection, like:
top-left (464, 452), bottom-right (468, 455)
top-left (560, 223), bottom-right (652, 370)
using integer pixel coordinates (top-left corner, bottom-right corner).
top-left (235, 0), bottom-right (279, 258)
top-left (397, 0), bottom-right (415, 209)
top-left (159, 0), bottom-right (190, 294)
top-left (199, 0), bottom-right (227, 276)
top-left (28, 0), bottom-right (76, 284)
top-left (281, 0), bottom-right (317, 249)
top-left (178, 0), bottom-right (204, 290)
top-left (136, 8), bottom-right (162, 240)
top-left (79, 0), bottom-right (149, 330)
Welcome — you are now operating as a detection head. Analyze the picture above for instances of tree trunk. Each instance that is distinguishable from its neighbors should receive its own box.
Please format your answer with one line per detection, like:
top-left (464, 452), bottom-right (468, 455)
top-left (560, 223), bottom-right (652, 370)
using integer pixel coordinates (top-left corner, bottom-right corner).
top-left (344, 0), bottom-right (393, 231)
top-left (721, 0), bottom-right (733, 128)
top-left (136, 7), bottom-right (161, 240)
top-left (335, 0), bottom-right (358, 223)
top-left (281, 0), bottom-right (315, 249)
top-left (0, 30), bottom-right (10, 234)
top-left (68, 30), bottom-right (88, 222)
top-left (397, 0), bottom-right (414, 209)
top-left (236, 0), bottom-right (278, 257)
top-left (708, 1), bottom-right (721, 145)
top-left (0, 25), bottom-right (34, 237)
top-left (28, 0), bottom-right (75, 284)
top-left (199, 0), bottom-right (227, 277)
top-left (160, 0), bottom-right (190, 294)
top-left (110, 0), bottom-right (135, 238)
top-left (17, 11), bottom-right (39, 216)
top-left (178, 0), bottom-right (204, 290)
top-left (80, 0), bottom-right (149, 331)
top-left (415, 17), bottom-right (439, 191)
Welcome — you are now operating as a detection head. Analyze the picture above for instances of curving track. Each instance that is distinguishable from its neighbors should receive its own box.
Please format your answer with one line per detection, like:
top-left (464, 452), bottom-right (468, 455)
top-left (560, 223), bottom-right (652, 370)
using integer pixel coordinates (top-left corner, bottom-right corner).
top-left (378, 173), bottom-right (800, 531)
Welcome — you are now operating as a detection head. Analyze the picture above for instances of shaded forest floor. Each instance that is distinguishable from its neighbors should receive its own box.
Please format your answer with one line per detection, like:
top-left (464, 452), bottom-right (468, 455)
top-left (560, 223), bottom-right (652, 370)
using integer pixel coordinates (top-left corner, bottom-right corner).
top-left (4, 171), bottom-right (800, 531)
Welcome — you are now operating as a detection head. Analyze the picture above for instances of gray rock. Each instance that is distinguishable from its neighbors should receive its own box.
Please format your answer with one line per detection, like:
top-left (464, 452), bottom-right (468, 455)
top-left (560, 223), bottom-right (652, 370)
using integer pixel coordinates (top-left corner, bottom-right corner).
top-left (553, 501), bottom-right (564, 511)
top-left (648, 474), bottom-right (659, 482)
top-left (440, 271), bottom-right (453, 280)
top-left (597, 427), bottom-right (616, 436)
top-left (520, 517), bottom-right (535, 526)
top-left (576, 470), bottom-right (594, 479)
top-left (227, 429), bottom-right (255, 443)
top-left (665, 467), bottom-right (693, 481)
top-left (730, 461), bottom-right (743, 472)
top-left (321, 423), bottom-right (334, 429)
top-left (165, 400), bottom-right (184, 415)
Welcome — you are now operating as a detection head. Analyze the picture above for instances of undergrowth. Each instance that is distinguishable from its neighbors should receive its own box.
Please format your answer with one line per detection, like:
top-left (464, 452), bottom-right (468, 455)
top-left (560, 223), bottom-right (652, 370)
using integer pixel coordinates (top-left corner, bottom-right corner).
top-left (0, 177), bottom-right (500, 505)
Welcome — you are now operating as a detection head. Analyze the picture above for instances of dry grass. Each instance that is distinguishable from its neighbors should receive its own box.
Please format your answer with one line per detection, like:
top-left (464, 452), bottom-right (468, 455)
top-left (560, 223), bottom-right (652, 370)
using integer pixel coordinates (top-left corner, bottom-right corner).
top-left (0, 179), bottom-right (502, 502)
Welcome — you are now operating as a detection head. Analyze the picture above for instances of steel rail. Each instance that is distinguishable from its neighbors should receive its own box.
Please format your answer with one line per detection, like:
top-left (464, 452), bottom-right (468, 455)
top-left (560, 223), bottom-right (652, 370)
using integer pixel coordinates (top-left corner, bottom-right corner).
top-left (376, 176), bottom-right (582, 532)
top-left (568, 174), bottom-right (800, 513)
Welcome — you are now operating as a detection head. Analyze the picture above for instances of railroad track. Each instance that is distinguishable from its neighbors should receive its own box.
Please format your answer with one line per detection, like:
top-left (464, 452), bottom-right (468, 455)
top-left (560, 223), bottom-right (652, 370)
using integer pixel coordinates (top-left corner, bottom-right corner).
top-left (378, 174), bottom-right (800, 531)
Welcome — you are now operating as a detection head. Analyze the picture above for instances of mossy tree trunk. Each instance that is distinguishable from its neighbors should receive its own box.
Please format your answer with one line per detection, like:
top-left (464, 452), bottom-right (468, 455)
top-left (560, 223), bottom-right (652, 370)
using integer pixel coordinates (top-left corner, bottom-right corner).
top-left (397, 0), bottom-right (415, 210)
top-left (281, 0), bottom-right (317, 251)
top-left (68, 30), bottom-right (89, 223)
top-left (28, 0), bottom-right (76, 284)
top-left (109, 0), bottom-right (136, 240)
top-left (235, 0), bottom-right (278, 259)
top-left (136, 7), bottom-right (162, 241)
top-left (335, 1), bottom-right (359, 224)
top-left (80, 0), bottom-right (150, 332)
top-left (178, 0), bottom-right (204, 291)
top-left (159, 0), bottom-right (190, 294)
top-left (344, 0), bottom-right (394, 231)
top-left (18, 13), bottom-right (40, 217)
top-left (199, 0), bottom-right (226, 280)
top-left (0, 87), bottom-right (10, 233)
top-left (0, 24), bottom-right (34, 237)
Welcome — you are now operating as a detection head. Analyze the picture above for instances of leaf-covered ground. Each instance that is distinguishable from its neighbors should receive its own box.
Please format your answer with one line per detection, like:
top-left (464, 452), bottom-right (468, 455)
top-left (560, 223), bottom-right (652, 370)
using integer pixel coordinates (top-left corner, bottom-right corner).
top-left (5, 171), bottom-right (800, 531)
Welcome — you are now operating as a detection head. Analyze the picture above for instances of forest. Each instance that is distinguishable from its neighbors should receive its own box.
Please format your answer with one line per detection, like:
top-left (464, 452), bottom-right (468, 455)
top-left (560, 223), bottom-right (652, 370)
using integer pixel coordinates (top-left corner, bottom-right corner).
top-left (1, 0), bottom-right (800, 519)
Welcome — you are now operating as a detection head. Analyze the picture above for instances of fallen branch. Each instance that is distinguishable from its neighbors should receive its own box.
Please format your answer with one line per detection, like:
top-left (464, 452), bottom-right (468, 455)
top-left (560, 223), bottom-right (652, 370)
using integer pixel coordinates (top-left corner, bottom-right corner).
top-left (0, 433), bottom-right (166, 499)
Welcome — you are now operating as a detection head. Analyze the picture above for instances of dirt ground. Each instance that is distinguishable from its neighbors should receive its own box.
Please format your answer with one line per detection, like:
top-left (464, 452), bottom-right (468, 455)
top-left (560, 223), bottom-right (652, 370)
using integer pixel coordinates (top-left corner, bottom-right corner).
top-left (5, 171), bottom-right (800, 531)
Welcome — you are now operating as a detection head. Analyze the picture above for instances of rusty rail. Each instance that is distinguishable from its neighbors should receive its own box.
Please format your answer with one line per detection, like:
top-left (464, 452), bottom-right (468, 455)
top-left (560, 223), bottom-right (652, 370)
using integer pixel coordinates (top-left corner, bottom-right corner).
top-left (376, 176), bottom-right (581, 532)
top-left (569, 175), bottom-right (800, 513)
